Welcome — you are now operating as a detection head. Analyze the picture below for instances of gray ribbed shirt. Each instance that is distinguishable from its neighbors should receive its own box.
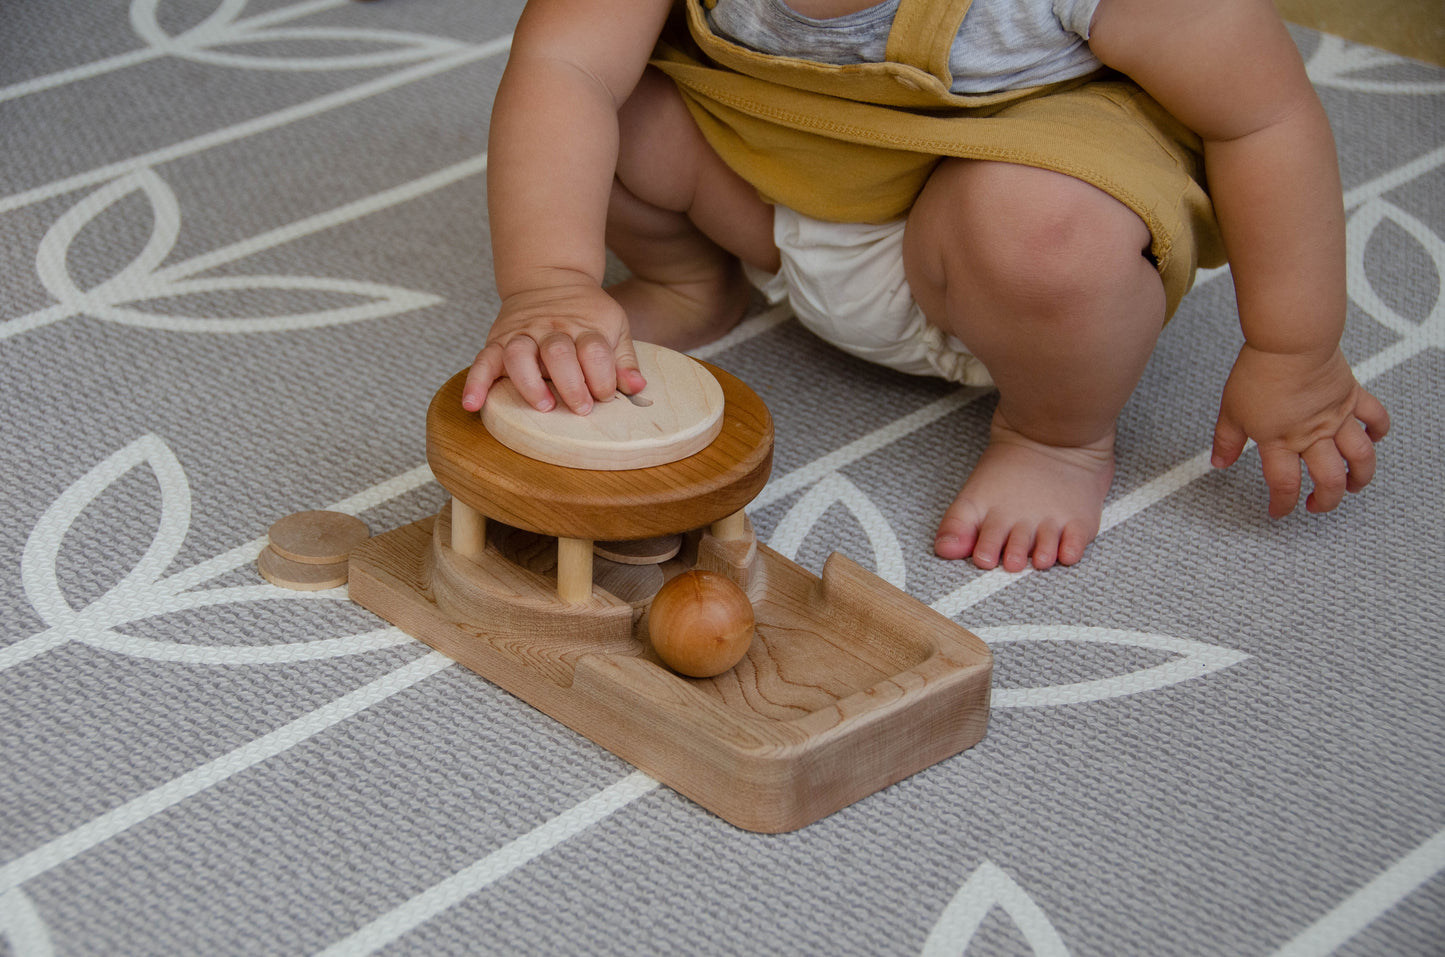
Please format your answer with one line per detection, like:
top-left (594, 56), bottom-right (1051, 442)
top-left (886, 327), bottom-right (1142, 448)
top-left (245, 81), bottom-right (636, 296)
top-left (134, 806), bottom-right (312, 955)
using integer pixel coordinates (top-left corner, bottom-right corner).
top-left (708, 0), bottom-right (1103, 92)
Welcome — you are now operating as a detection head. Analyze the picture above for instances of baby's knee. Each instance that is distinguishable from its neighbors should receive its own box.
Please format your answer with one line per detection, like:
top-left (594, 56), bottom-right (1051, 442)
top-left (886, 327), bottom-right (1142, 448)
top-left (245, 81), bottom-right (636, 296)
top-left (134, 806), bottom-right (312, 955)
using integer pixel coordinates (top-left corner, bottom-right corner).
top-left (907, 161), bottom-right (1153, 313)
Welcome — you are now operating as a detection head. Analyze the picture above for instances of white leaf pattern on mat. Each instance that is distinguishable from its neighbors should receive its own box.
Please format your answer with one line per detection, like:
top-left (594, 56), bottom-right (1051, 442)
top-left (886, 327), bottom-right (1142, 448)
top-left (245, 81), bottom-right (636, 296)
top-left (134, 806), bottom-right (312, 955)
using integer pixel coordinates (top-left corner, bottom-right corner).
top-left (28, 170), bottom-right (441, 335)
top-left (7, 435), bottom-right (411, 670)
top-left (21, 434), bottom-right (192, 630)
top-left (920, 861), bottom-right (1069, 956)
top-left (976, 625), bottom-right (1250, 708)
top-left (768, 473), bottom-right (907, 588)
top-left (0, 889), bottom-right (55, 957)
top-left (1346, 198), bottom-right (1444, 346)
top-left (129, 0), bottom-right (467, 71)
top-left (1305, 35), bottom-right (1445, 93)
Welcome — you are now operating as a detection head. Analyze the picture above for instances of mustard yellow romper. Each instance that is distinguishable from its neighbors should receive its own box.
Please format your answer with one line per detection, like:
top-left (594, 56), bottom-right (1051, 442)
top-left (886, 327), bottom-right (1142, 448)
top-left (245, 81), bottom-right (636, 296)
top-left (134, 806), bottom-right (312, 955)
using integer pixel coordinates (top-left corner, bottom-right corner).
top-left (650, 0), bottom-right (1225, 379)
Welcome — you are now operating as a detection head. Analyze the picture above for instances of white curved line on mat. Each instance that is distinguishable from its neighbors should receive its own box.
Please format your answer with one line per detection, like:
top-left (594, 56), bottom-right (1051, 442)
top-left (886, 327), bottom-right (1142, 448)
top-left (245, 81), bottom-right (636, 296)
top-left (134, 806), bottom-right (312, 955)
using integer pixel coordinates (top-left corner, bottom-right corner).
top-left (0, 36), bottom-right (510, 216)
top-left (160, 157), bottom-right (489, 283)
top-left (6, 156), bottom-right (485, 341)
top-left (770, 472), bottom-right (907, 589)
top-left (977, 626), bottom-right (1249, 708)
top-left (689, 301), bottom-right (794, 360)
top-left (1270, 826), bottom-right (1445, 957)
top-left (1343, 144), bottom-right (1445, 213)
top-left (0, 0), bottom-right (348, 102)
top-left (920, 861), bottom-right (1068, 957)
top-left (132, 0), bottom-right (470, 73)
top-left (314, 773), bottom-right (661, 957)
top-left (0, 651), bottom-right (452, 896)
top-left (1305, 35), bottom-right (1445, 94)
top-left (80, 626), bottom-right (413, 665)
top-left (754, 390), bottom-right (988, 509)
top-left (164, 463), bottom-right (435, 593)
top-left (3, 443), bottom-right (432, 671)
top-left (0, 888), bottom-right (55, 957)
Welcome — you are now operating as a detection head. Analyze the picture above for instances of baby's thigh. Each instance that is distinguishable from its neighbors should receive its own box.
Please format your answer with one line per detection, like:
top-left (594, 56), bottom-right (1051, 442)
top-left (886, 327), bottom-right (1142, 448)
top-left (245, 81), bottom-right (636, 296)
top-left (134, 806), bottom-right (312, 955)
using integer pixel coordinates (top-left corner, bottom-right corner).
top-left (614, 66), bottom-right (776, 266)
top-left (902, 160), bottom-right (1152, 309)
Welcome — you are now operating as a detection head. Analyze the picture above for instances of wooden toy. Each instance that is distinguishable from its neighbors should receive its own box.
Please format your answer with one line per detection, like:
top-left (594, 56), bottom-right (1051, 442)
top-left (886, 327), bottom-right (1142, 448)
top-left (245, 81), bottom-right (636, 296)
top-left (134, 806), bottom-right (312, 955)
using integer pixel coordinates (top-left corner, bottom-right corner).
top-left (269, 510), bottom-right (370, 564)
top-left (257, 547), bottom-right (350, 591)
top-left (348, 344), bottom-right (992, 832)
top-left (647, 570), bottom-right (755, 677)
top-left (259, 510), bottom-right (370, 590)
top-left (594, 534), bottom-right (683, 565)
top-left (481, 342), bottom-right (724, 471)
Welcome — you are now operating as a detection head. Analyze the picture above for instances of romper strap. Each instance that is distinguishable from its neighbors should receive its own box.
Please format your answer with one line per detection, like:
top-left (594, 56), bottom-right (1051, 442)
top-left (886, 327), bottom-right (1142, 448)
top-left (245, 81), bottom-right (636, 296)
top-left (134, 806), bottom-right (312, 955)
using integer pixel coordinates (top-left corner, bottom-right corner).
top-left (884, 0), bottom-right (975, 80)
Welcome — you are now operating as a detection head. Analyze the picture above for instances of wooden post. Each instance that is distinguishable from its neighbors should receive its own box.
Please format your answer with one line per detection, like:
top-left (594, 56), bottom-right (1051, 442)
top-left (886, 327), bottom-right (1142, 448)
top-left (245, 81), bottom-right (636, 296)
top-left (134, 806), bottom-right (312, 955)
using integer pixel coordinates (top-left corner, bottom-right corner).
top-left (451, 498), bottom-right (486, 561)
top-left (556, 537), bottom-right (594, 603)
top-left (710, 510), bottom-right (748, 542)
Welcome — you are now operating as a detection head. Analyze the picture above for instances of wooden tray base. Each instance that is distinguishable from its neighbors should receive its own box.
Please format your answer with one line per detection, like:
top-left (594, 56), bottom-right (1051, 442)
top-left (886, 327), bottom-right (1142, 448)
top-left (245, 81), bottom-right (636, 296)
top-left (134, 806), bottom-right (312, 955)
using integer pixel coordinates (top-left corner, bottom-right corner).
top-left (349, 507), bottom-right (992, 833)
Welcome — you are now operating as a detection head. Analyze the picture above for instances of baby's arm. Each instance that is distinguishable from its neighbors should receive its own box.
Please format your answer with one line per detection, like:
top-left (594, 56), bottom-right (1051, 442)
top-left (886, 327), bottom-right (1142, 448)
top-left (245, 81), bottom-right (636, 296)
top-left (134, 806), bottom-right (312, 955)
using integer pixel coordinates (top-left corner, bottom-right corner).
top-left (462, 0), bottom-right (675, 415)
top-left (1090, 0), bottom-right (1390, 516)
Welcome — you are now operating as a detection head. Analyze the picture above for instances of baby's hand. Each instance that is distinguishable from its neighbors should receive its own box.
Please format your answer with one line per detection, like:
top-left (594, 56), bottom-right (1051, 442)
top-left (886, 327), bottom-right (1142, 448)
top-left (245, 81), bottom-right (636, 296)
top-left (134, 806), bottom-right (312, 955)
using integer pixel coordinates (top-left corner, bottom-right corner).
top-left (461, 282), bottom-right (646, 415)
top-left (1211, 345), bottom-right (1390, 517)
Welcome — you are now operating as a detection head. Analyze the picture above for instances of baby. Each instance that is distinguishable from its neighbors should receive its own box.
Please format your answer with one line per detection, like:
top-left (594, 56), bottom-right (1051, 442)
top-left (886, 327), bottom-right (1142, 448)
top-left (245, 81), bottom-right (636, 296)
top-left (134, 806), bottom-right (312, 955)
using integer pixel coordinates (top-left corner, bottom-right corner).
top-left (461, 0), bottom-right (1391, 572)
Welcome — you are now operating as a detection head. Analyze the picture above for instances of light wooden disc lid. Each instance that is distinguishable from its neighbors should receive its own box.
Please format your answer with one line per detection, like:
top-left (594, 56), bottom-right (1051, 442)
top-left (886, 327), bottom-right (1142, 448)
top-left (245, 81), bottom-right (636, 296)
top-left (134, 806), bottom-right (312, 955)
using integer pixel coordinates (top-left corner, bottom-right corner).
top-left (268, 510), bottom-right (370, 564)
top-left (481, 342), bottom-right (725, 471)
top-left (427, 351), bottom-right (772, 542)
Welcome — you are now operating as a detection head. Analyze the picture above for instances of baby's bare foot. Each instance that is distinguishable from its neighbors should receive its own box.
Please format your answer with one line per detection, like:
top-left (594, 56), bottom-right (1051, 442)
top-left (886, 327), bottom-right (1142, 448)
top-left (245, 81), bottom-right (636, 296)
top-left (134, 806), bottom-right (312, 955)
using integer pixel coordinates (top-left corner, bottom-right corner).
top-left (935, 411), bottom-right (1116, 572)
top-left (608, 259), bottom-right (754, 351)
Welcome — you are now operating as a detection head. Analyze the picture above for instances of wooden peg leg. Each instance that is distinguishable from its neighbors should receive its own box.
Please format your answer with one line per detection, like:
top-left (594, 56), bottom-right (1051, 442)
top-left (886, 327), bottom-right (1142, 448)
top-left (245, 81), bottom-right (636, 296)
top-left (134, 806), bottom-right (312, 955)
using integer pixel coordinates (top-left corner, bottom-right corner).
top-left (556, 537), bottom-right (594, 603)
top-left (451, 498), bottom-right (486, 561)
top-left (710, 510), bottom-right (748, 542)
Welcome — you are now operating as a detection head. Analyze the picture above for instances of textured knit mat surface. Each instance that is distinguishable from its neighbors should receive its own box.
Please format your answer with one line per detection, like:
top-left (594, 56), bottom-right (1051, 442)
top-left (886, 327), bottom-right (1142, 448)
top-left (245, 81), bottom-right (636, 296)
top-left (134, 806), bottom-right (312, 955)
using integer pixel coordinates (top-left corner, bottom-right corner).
top-left (2, 2), bottom-right (1443, 955)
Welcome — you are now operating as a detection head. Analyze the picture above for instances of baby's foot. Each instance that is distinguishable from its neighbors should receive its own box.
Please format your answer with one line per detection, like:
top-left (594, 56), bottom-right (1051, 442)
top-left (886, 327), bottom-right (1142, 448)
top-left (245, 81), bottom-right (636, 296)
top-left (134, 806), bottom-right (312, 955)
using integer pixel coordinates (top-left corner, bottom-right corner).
top-left (608, 259), bottom-right (755, 351)
top-left (935, 411), bottom-right (1116, 571)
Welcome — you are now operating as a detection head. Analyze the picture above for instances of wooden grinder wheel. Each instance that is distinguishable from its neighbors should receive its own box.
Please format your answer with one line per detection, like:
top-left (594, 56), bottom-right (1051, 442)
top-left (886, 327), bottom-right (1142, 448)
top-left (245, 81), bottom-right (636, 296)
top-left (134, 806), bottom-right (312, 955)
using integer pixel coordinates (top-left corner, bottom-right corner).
top-left (426, 346), bottom-right (773, 603)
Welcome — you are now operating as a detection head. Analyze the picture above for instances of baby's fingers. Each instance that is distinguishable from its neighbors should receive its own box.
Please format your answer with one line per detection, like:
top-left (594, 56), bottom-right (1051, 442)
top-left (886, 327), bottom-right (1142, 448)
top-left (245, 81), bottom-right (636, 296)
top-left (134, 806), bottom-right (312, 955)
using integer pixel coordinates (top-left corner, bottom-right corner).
top-left (573, 331), bottom-right (624, 405)
top-left (1336, 417), bottom-right (1378, 493)
top-left (461, 343), bottom-right (506, 412)
top-left (1301, 439), bottom-right (1348, 514)
top-left (1259, 446), bottom-right (1304, 518)
top-left (1355, 387), bottom-right (1392, 442)
top-left (1211, 414), bottom-right (1249, 470)
top-left (536, 332), bottom-right (597, 414)
top-left (502, 336), bottom-right (558, 412)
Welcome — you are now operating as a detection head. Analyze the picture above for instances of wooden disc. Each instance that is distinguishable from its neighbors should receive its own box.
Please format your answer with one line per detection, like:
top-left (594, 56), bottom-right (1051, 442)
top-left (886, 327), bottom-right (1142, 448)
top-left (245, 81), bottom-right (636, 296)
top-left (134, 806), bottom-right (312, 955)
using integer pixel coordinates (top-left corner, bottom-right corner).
top-left (592, 558), bottom-right (665, 605)
top-left (593, 535), bottom-right (683, 566)
top-left (480, 342), bottom-right (725, 471)
top-left (429, 356), bottom-right (773, 542)
top-left (257, 547), bottom-right (349, 591)
top-left (268, 510), bottom-right (370, 564)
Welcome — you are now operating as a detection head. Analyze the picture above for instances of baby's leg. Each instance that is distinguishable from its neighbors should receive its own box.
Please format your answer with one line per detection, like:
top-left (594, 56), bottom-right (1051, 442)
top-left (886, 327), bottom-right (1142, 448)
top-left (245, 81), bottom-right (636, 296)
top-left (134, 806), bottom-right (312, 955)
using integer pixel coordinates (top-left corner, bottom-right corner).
top-left (903, 160), bottom-right (1167, 571)
top-left (607, 67), bottom-right (779, 349)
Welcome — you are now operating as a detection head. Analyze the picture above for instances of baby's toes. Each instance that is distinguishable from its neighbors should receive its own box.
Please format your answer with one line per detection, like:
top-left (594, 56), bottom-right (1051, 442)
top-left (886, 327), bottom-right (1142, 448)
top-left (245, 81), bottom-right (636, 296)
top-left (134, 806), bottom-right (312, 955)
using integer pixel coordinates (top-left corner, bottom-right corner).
top-left (968, 513), bottom-right (1015, 570)
top-left (1001, 524), bottom-right (1037, 573)
top-left (934, 502), bottom-right (984, 561)
top-left (1057, 520), bottom-right (1093, 566)
top-left (1030, 520), bottom-right (1063, 570)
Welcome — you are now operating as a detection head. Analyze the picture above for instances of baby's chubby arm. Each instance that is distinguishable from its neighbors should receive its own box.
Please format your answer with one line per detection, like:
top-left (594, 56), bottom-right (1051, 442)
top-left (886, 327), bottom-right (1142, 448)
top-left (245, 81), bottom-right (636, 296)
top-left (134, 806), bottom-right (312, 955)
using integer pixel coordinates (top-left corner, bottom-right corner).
top-left (462, 0), bottom-right (676, 415)
top-left (1090, 0), bottom-right (1390, 517)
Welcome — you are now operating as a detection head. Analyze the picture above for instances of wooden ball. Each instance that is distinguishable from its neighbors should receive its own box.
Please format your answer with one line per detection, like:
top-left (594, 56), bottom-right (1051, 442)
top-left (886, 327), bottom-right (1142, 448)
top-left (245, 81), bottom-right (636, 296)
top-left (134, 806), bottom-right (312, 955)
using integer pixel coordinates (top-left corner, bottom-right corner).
top-left (648, 570), bottom-right (755, 678)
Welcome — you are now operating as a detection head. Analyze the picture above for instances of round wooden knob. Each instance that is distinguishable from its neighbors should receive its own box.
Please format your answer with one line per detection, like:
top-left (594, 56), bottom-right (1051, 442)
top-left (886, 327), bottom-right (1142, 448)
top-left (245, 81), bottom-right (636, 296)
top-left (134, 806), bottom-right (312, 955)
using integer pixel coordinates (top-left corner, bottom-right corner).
top-left (647, 570), bottom-right (755, 678)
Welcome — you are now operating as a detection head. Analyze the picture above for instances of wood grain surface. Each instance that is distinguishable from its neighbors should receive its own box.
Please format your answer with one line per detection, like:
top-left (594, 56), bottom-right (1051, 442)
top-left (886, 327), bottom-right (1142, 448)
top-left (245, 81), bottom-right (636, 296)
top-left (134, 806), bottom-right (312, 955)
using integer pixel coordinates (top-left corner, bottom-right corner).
top-left (349, 512), bottom-right (992, 832)
top-left (428, 359), bottom-right (773, 541)
top-left (481, 342), bottom-right (726, 470)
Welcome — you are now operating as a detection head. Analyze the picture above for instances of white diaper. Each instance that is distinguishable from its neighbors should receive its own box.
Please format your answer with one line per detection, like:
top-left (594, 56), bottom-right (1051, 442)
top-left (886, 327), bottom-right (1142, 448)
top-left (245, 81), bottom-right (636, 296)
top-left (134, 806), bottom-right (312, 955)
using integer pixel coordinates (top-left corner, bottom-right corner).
top-left (743, 206), bottom-right (994, 388)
